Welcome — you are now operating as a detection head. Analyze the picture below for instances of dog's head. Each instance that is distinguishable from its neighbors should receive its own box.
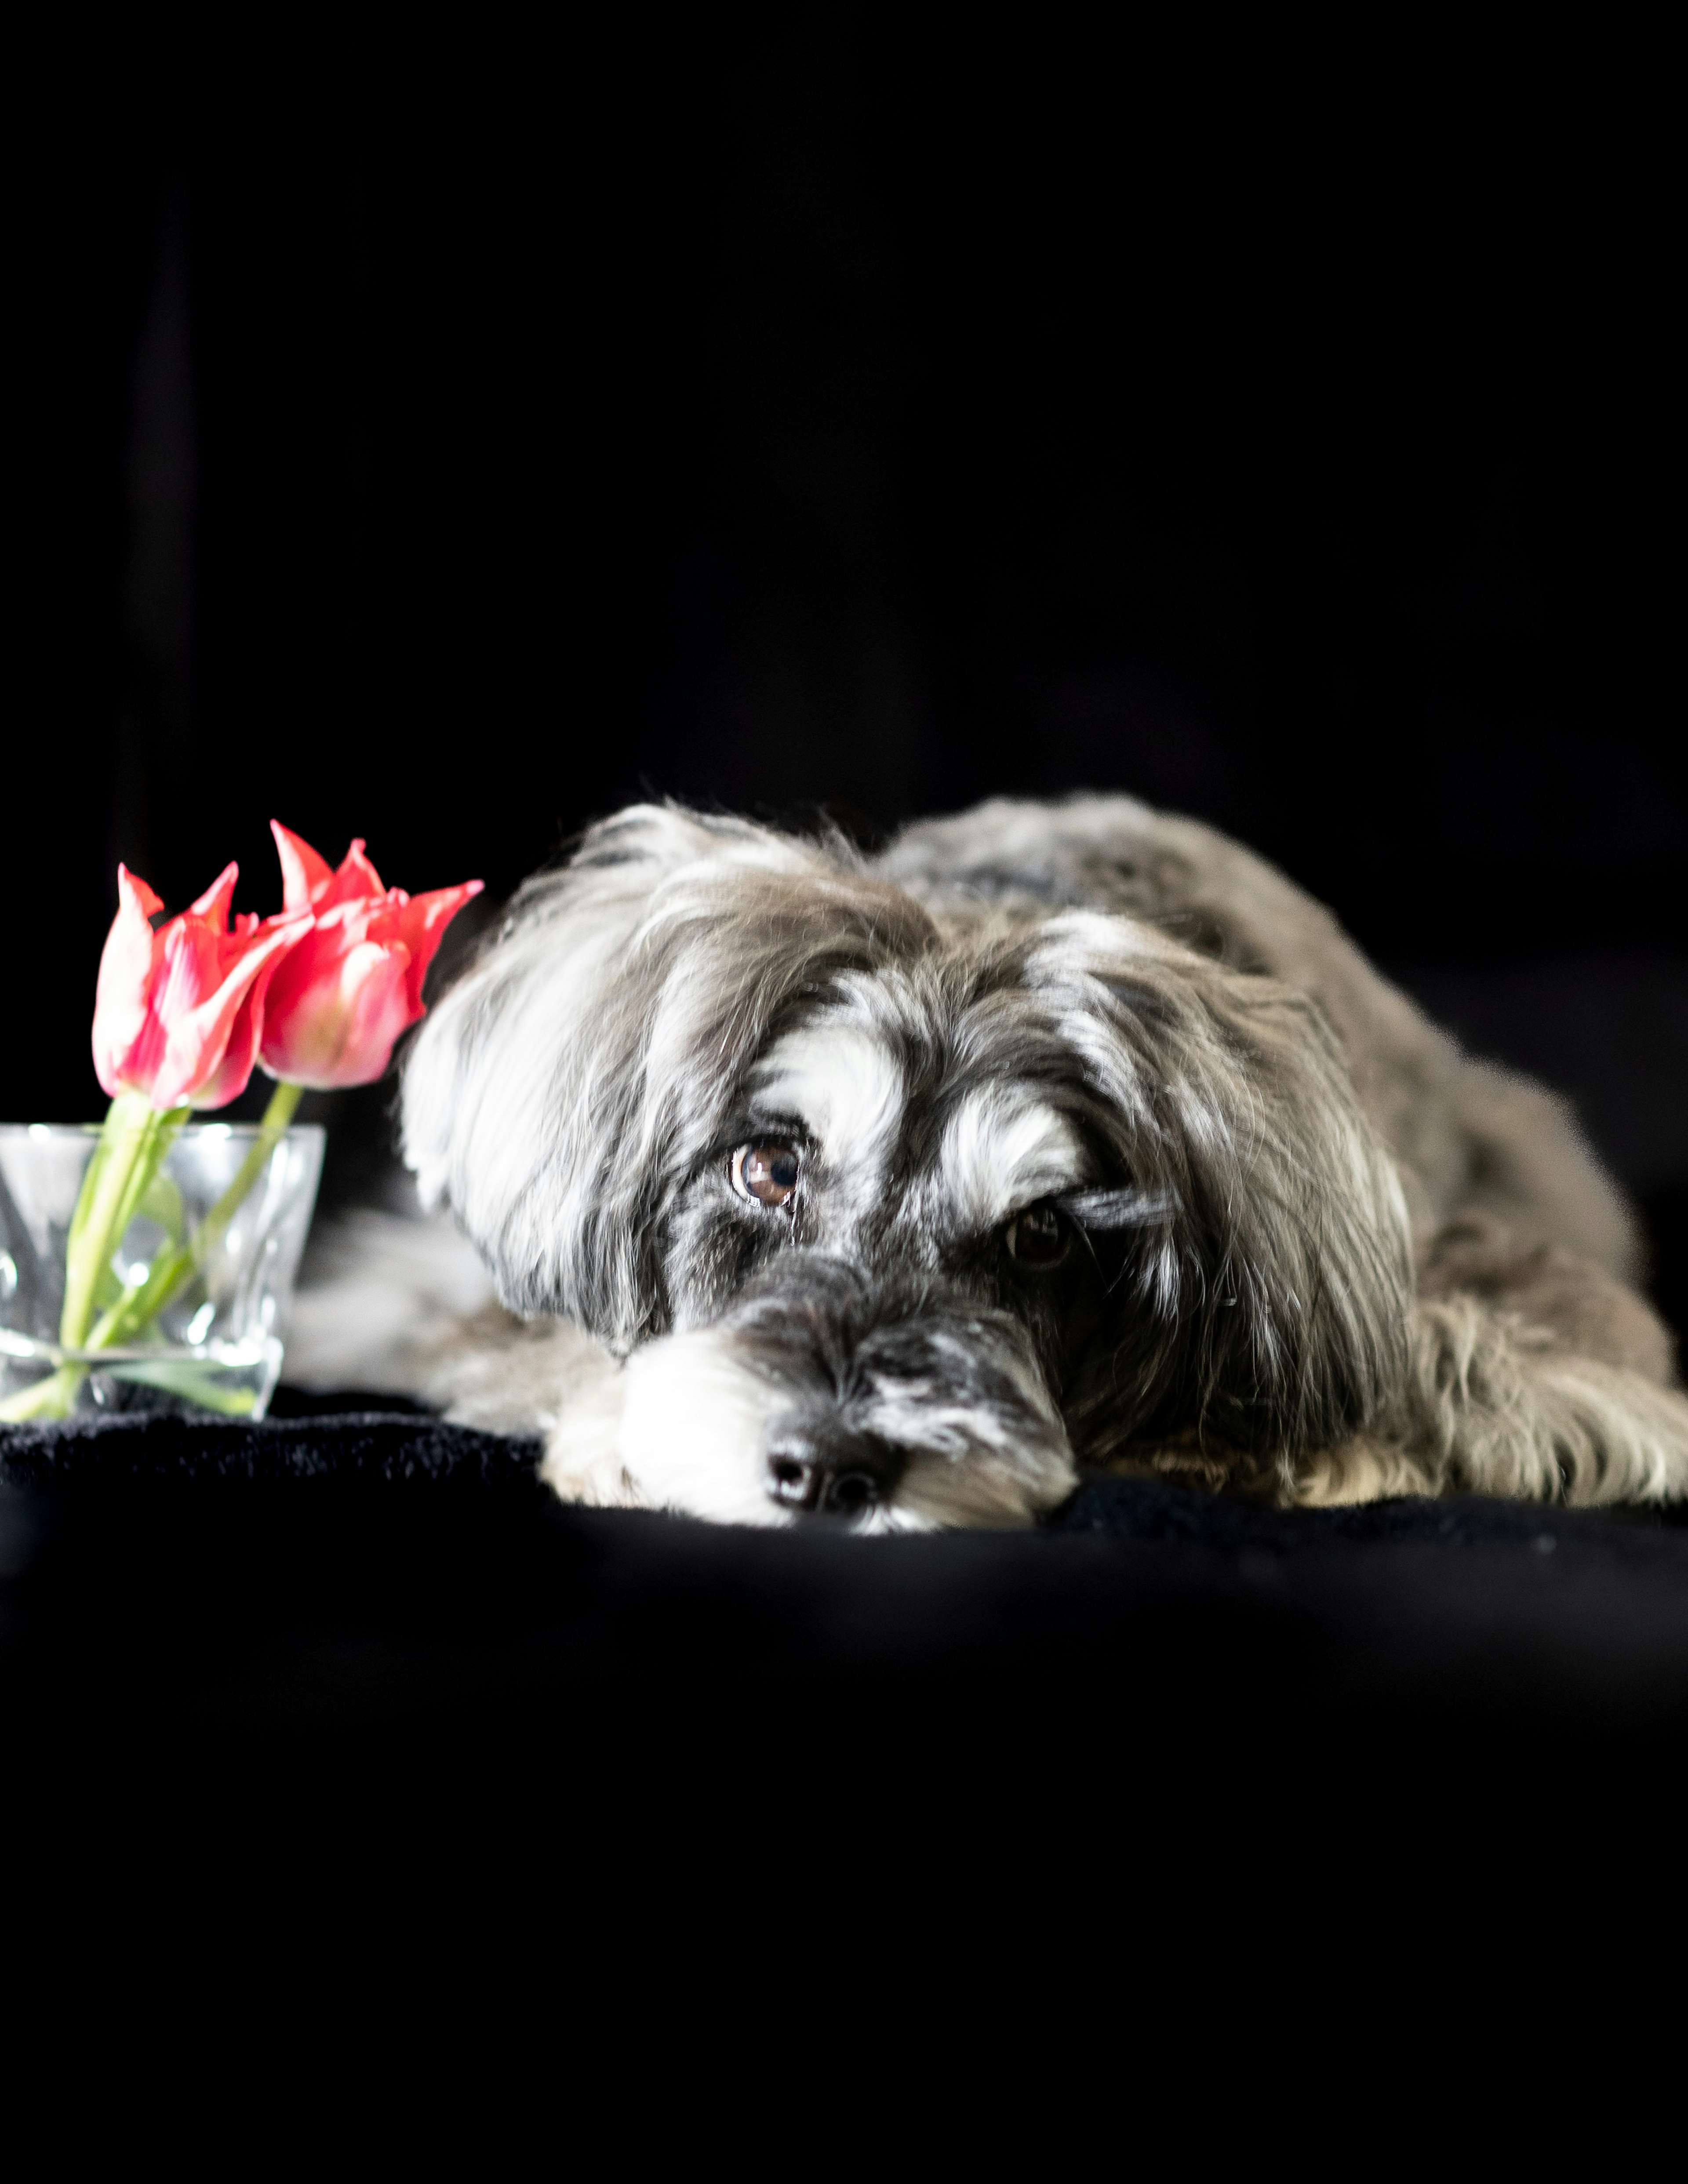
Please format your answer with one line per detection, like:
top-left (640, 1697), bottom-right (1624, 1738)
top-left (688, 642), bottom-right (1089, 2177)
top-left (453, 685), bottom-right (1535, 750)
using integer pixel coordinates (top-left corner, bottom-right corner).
top-left (403, 806), bottom-right (1412, 1527)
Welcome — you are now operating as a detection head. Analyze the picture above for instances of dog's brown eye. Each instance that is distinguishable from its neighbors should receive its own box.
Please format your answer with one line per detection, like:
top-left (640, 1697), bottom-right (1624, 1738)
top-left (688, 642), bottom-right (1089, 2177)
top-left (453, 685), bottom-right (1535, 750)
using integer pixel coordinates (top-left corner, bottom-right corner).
top-left (731, 1141), bottom-right (801, 1209)
top-left (1004, 1205), bottom-right (1069, 1268)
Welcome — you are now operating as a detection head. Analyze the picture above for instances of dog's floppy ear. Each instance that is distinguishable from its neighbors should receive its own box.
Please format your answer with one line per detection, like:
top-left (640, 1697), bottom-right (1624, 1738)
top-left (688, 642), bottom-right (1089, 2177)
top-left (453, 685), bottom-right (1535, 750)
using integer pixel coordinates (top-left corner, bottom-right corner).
top-left (1028, 912), bottom-right (1413, 1467)
top-left (402, 803), bottom-right (931, 1342)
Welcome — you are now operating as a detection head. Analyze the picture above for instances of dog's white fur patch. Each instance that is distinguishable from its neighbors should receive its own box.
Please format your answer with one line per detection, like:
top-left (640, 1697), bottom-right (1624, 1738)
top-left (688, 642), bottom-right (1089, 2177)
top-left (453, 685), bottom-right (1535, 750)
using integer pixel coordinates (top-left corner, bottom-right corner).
top-left (940, 1088), bottom-right (1090, 1230)
top-left (750, 1021), bottom-right (905, 1185)
top-left (612, 1328), bottom-right (793, 1524)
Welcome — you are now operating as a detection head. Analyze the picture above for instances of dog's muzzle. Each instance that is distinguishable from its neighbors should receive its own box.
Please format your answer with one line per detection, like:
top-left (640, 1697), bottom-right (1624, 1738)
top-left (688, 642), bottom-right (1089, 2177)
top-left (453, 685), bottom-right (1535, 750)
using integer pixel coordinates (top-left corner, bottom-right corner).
top-left (694, 1254), bottom-right (1073, 1526)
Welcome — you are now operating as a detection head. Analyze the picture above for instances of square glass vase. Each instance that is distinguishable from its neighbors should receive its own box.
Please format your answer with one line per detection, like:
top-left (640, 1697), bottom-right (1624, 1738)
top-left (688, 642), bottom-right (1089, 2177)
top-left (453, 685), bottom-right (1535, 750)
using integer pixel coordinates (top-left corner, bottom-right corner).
top-left (0, 1122), bottom-right (324, 1421)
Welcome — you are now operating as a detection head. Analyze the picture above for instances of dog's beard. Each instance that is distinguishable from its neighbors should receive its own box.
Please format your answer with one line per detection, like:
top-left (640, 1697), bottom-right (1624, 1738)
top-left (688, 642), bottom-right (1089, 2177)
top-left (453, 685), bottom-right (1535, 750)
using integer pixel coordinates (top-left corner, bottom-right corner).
top-left (607, 1259), bottom-right (1077, 1530)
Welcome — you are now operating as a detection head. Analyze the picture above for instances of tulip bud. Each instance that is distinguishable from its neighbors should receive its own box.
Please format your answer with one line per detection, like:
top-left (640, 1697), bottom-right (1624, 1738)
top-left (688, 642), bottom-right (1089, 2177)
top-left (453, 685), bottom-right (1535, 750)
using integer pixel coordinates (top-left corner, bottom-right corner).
top-left (258, 824), bottom-right (482, 1090)
top-left (92, 863), bottom-right (309, 1111)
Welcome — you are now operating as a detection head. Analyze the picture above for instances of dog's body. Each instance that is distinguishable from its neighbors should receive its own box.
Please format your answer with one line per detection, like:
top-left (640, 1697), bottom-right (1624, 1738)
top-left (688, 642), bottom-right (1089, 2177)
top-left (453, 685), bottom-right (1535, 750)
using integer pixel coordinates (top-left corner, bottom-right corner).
top-left (293, 795), bottom-right (1688, 1526)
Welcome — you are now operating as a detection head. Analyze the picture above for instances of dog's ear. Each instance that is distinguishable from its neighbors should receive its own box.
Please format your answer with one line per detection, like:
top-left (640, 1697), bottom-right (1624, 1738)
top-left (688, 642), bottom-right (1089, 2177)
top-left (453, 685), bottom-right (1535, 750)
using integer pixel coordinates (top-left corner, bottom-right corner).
top-left (402, 803), bottom-right (931, 1342)
top-left (1028, 912), bottom-right (1413, 1467)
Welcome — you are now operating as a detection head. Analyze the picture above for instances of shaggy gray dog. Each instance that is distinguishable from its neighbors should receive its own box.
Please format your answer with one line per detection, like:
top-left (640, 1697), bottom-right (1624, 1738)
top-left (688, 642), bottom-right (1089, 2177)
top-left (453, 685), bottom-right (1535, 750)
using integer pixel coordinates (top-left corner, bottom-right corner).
top-left (313, 795), bottom-right (1688, 1528)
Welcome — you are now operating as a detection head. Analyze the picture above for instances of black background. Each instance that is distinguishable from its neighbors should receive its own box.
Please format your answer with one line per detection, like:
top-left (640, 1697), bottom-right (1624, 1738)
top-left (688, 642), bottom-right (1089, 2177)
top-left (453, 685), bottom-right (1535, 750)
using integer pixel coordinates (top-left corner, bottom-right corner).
top-left (10, 34), bottom-right (1684, 1323)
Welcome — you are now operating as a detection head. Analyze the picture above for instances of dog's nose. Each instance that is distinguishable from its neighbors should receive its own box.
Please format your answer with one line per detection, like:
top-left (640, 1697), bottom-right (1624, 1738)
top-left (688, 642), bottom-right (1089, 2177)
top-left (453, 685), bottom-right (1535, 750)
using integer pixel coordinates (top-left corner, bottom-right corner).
top-left (765, 1426), bottom-right (904, 1518)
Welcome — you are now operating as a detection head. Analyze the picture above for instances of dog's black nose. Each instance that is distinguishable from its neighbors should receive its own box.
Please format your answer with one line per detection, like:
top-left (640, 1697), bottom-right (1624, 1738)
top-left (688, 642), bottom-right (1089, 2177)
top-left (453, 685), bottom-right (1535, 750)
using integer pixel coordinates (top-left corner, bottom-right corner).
top-left (765, 1427), bottom-right (903, 1518)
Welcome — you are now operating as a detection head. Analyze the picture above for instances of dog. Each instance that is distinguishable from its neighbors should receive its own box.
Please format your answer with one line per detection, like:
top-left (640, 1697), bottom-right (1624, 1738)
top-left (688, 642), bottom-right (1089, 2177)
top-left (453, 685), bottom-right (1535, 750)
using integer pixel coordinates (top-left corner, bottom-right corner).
top-left (290, 794), bottom-right (1688, 1528)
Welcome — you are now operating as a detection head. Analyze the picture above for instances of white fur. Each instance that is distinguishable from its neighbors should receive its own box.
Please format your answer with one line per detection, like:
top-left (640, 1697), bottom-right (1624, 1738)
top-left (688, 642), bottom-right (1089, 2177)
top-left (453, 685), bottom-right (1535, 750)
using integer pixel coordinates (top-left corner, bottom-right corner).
top-left (941, 1089), bottom-right (1090, 1229)
top-left (751, 1021), bottom-right (906, 1186)
top-left (612, 1328), bottom-right (797, 1525)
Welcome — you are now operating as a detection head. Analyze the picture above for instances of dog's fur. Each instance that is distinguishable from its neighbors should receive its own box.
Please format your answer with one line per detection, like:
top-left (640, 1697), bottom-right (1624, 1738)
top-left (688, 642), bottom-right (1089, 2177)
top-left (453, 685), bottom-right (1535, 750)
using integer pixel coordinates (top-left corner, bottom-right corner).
top-left (292, 795), bottom-right (1688, 1528)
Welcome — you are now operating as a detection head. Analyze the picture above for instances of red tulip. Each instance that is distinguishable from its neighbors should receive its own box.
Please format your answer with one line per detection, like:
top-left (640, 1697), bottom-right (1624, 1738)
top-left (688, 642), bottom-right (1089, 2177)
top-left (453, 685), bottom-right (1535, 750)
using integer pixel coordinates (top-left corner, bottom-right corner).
top-left (258, 823), bottom-right (482, 1090)
top-left (92, 863), bottom-right (309, 1111)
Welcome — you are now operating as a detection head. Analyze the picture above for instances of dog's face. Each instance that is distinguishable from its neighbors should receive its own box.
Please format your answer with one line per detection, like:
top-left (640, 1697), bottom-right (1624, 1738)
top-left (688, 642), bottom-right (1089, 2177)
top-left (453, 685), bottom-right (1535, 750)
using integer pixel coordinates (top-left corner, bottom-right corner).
top-left (404, 807), bottom-right (1412, 1528)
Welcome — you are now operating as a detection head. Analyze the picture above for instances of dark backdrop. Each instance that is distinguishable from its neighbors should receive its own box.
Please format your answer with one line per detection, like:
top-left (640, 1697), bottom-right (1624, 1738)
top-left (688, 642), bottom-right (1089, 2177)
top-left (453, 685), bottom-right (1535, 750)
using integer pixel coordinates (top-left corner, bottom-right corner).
top-left (11, 39), bottom-right (1683, 1323)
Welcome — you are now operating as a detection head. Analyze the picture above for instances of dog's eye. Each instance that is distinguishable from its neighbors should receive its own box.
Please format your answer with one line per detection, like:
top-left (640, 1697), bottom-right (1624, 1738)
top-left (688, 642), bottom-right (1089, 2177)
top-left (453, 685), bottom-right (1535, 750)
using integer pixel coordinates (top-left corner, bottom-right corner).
top-left (1004, 1205), bottom-right (1069, 1268)
top-left (731, 1140), bottom-right (801, 1209)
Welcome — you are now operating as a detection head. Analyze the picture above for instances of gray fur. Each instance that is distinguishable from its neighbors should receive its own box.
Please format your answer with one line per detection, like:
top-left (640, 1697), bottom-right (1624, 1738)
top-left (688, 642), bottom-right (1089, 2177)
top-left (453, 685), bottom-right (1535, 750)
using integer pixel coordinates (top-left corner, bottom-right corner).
top-left (386, 794), bottom-right (1688, 1526)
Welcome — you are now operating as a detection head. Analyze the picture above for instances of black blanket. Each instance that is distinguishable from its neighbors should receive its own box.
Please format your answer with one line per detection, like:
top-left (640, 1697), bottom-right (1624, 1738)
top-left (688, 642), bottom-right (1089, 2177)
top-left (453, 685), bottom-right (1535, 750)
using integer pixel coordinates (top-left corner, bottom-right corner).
top-left (7, 1403), bottom-right (1688, 1829)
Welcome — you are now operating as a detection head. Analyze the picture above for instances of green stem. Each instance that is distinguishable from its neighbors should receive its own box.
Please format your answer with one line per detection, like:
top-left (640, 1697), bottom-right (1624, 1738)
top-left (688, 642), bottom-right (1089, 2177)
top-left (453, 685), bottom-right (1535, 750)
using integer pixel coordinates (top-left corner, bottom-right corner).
top-left (58, 1096), bottom-right (184, 1349)
top-left (90, 1079), bottom-right (304, 1349)
top-left (207, 1078), bottom-right (305, 1256)
top-left (0, 1081), bottom-right (305, 1425)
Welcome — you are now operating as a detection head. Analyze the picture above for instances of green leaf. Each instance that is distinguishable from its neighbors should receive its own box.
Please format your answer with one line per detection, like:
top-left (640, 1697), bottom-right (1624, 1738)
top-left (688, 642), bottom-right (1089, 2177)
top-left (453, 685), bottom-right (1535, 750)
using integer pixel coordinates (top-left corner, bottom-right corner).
top-left (136, 1170), bottom-right (186, 1245)
top-left (107, 1358), bottom-right (257, 1414)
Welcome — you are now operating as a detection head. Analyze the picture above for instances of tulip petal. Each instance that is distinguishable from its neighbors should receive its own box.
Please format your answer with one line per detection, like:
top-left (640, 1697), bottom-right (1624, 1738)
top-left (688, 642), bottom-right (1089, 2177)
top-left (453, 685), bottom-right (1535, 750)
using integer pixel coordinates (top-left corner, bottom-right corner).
top-left (151, 916), bottom-right (310, 1111)
top-left (188, 926), bottom-right (304, 1109)
top-left (316, 838), bottom-right (391, 912)
top-left (270, 821), bottom-right (337, 914)
top-left (260, 935), bottom-right (414, 1089)
top-left (151, 902), bottom-right (227, 1038)
top-left (377, 879), bottom-right (485, 1016)
top-left (334, 940), bottom-right (416, 1083)
top-left (187, 861), bottom-right (240, 929)
top-left (120, 865), bottom-right (165, 922)
top-left (92, 866), bottom-right (168, 1099)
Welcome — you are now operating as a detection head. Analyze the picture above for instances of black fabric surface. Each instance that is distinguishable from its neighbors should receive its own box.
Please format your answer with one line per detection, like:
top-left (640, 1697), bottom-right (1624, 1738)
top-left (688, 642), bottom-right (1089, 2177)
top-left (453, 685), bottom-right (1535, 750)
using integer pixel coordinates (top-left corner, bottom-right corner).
top-left (8, 1405), bottom-right (1688, 1833)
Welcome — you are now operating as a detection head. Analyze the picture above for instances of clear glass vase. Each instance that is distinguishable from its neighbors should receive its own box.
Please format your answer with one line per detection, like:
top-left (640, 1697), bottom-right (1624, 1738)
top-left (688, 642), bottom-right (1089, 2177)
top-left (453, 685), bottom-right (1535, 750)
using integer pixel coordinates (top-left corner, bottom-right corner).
top-left (0, 1122), bottom-right (324, 1421)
